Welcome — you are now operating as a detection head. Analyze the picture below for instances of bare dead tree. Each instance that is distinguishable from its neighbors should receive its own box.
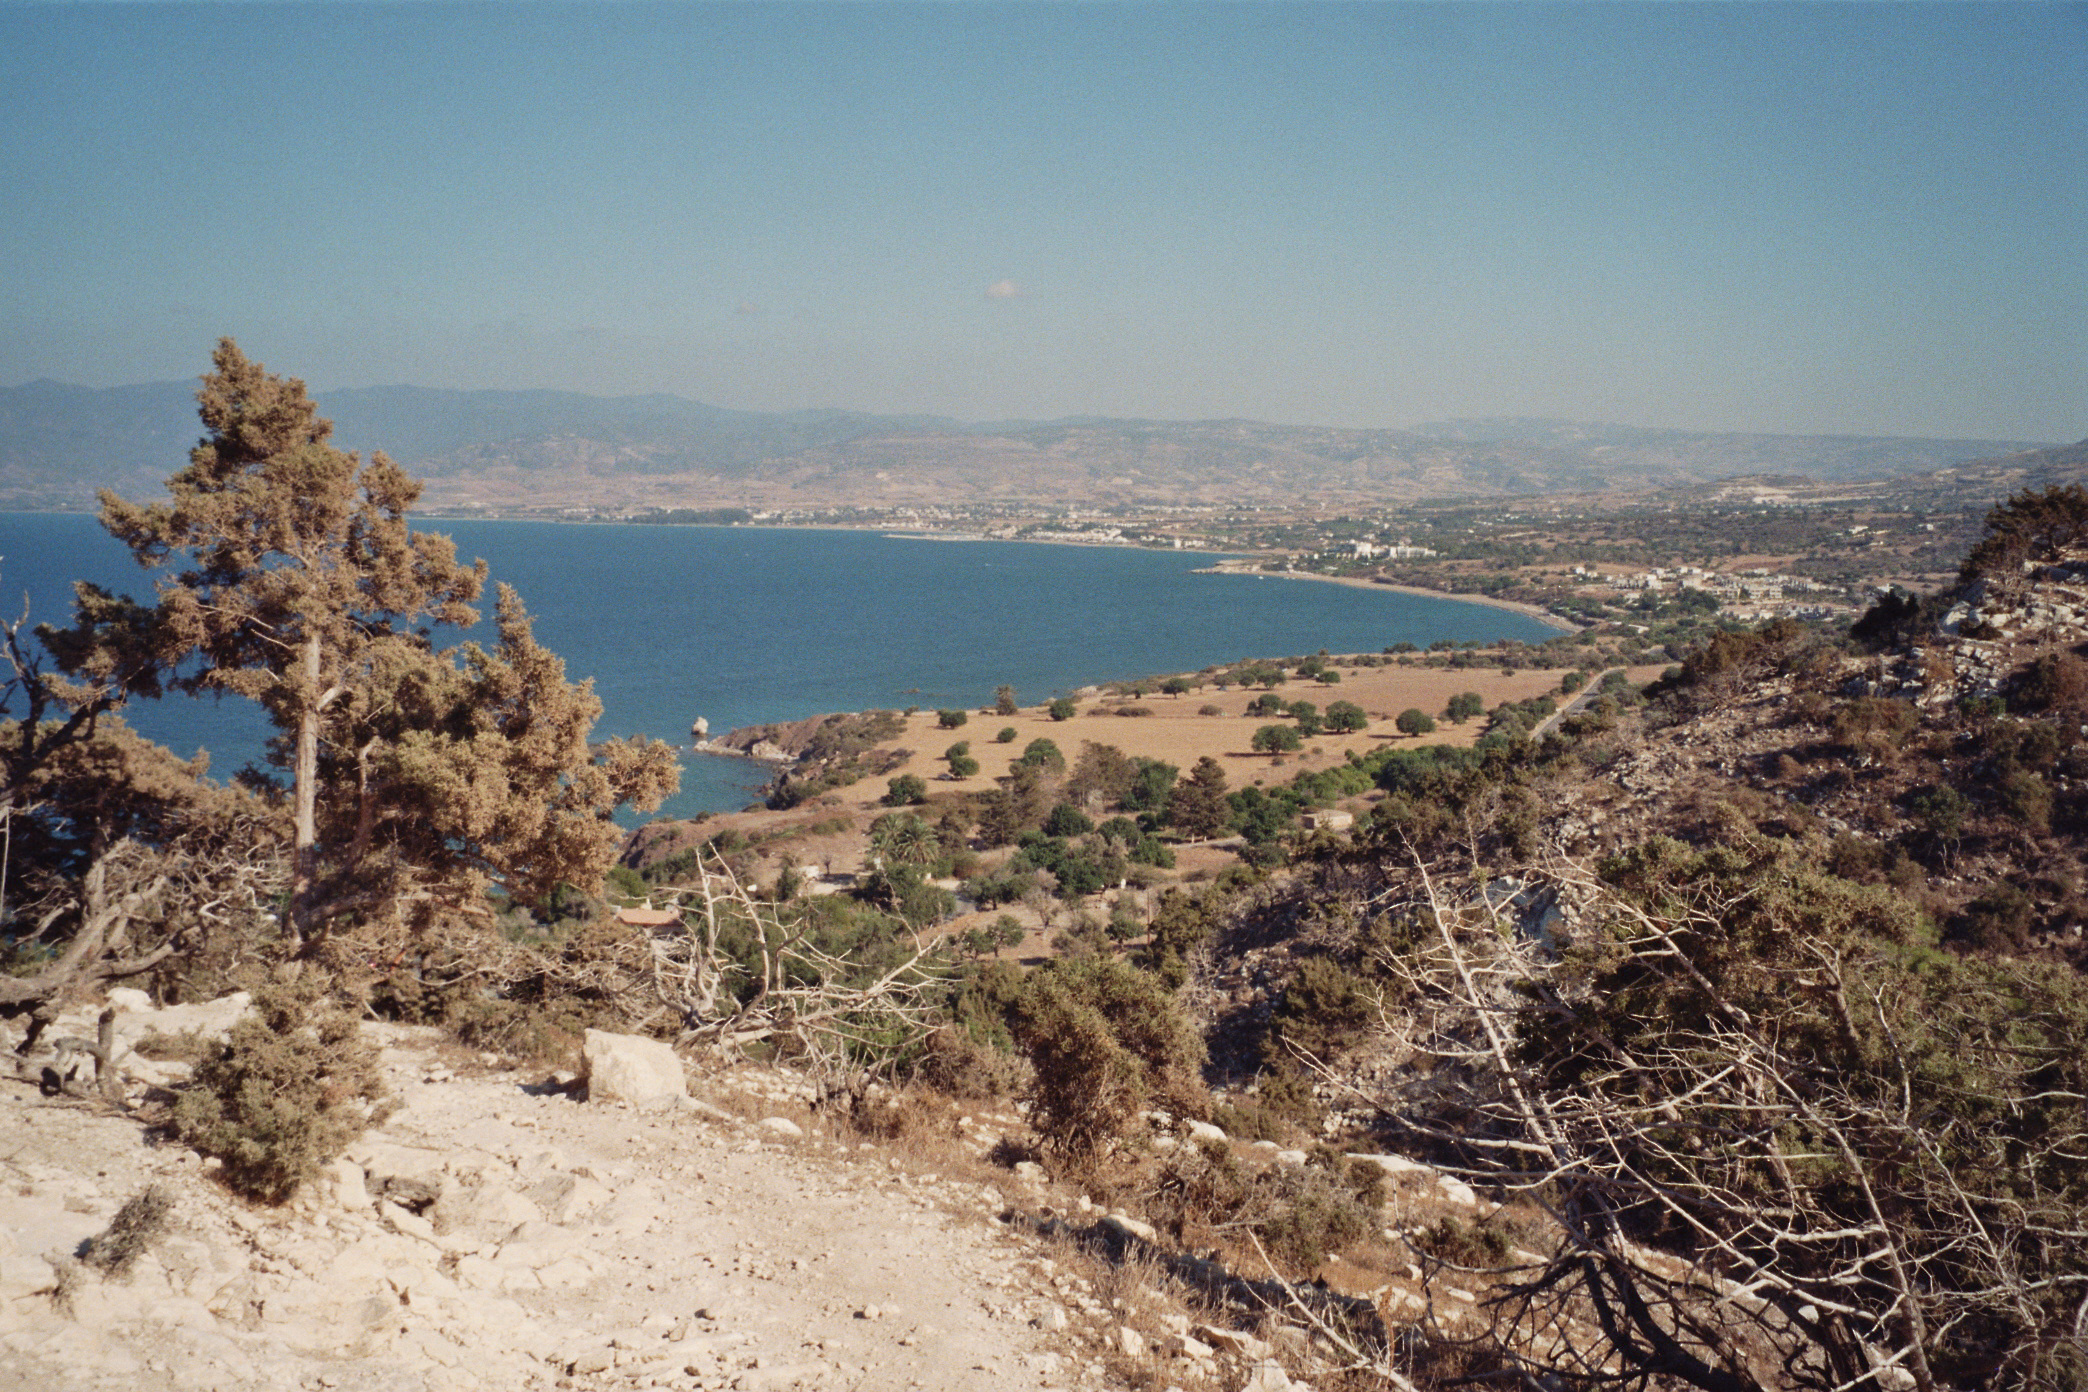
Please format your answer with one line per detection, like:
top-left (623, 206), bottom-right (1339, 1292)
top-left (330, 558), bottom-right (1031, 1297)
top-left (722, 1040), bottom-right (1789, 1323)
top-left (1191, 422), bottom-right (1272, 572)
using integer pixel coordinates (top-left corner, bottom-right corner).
top-left (3, 832), bottom-right (287, 1069)
top-left (645, 850), bottom-right (952, 1104)
top-left (1330, 842), bottom-right (2088, 1392)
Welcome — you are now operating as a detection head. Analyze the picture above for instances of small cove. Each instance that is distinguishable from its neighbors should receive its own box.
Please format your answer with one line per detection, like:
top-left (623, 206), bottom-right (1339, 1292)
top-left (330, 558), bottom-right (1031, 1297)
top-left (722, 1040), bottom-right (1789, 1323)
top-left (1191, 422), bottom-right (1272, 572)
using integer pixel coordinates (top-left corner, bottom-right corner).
top-left (1, 516), bottom-right (1563, 816)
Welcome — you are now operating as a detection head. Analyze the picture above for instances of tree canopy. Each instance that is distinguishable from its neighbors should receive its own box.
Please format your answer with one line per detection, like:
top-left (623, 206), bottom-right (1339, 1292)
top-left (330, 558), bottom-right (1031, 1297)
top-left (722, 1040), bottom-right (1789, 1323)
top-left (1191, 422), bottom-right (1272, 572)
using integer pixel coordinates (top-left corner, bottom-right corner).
top-left (87, 339), bottom-right (678, 948)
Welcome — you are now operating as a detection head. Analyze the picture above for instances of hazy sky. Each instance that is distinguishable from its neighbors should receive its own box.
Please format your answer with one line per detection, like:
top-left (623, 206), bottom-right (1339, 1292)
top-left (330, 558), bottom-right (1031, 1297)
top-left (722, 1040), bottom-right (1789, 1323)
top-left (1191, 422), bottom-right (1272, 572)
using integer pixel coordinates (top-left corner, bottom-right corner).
top-left (3, 3), bottom-right (2082, 440)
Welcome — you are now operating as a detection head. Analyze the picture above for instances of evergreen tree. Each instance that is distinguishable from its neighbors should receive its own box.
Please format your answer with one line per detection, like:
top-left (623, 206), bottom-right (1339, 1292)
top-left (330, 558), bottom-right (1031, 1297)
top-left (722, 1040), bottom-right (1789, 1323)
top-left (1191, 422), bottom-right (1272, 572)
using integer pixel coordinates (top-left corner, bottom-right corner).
top-left (1169, 756), bottom-right (1232, 838)
top-left (91, 340), bottom-right (678, 946)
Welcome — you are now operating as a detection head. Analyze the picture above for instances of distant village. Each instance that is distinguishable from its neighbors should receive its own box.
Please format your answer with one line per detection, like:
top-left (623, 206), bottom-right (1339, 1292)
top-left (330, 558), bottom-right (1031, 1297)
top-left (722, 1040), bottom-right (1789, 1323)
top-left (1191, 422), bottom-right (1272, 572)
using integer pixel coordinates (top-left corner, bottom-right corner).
top-left (515, 485), bottom-right (1967, 638)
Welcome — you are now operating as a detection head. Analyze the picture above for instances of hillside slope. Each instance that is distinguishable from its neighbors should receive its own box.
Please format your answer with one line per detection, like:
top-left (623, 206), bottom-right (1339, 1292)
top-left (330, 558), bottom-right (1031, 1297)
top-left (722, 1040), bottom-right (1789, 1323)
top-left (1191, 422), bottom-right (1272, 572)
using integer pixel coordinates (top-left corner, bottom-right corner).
top-left (0, 378), bottom-right (2053, 511)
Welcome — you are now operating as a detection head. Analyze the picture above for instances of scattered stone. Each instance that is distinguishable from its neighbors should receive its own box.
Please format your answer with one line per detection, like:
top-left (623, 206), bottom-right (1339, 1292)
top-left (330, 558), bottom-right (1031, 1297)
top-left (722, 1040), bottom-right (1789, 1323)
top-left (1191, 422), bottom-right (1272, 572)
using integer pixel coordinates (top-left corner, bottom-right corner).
top-left (378, 1200), bottom-right (438, 1244)
top-left (758, 1117), bottom-right (804, 1139)
top-left (1100, 1212), bottom-right (1158, 1245)
top-left (1195, 1325), bottom-right (1271, 1360)
top-left (1240, 1358), bottom-right (1298, 1392)
top-left (1117, 1325), bottom-right (1147, 1358)
top-left (1436, 1174), bottom-right (1481, 1207)
top-left (1156, 1332), bottom-right (1215, 1360)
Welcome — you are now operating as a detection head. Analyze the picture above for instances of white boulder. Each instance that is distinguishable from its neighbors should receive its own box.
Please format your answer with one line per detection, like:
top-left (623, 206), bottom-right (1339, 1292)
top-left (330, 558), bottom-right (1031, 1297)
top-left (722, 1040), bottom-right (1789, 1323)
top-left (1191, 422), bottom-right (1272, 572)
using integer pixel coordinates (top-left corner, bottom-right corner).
top-left (582, 1029), bottom-right (687, 1108)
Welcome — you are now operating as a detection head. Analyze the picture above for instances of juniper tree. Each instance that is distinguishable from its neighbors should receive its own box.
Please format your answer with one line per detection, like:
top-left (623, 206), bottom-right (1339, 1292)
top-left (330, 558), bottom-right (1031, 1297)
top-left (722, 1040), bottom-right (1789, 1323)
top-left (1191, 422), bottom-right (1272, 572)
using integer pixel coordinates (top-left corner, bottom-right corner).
top-left (92, 339), bottom-right (677, 947)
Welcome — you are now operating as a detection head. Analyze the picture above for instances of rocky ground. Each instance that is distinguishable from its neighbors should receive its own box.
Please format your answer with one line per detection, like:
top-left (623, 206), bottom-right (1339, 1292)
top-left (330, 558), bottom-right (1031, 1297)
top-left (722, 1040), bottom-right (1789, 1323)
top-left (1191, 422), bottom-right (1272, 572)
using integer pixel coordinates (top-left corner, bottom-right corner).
top-left (0, 1011), bottom-right (1148, 1392)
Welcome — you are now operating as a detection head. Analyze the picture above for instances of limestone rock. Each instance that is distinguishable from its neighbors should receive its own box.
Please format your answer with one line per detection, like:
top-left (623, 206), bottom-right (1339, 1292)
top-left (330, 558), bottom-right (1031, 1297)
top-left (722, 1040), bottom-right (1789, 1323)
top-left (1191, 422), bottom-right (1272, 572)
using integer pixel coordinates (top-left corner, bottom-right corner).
top-left (758, 1116), bottom-right (804, 1139)
top-left (1196, 1325), bottom-right (1272, 1359)
top-left (1100, 1212), bottom-right (1158, 1245)
top-left (379, 1200), bottom-right (438, 1244)
top-left (1183, 1120), bottom-right (1227, 1144)
top-left (103, 990), bottom-right (253, 1053)
top-left (430, 1181), bottom-right (540, 1241)
top-left (1436, 1173), bottom-right (1480, 1207)
top-left (1347, 1152), bottom-right (1432, 1178)
top-left (1156, 1331), bottom-right (1215, 1360)
top-left (1240, 1358), bottom-right (1298, 1392)
top-left (1117, 1325), bottom-right (1147, 1358)
top-left (527, 1171), bottom-right (611, 1225)
top-left (582, 1029), bottom-right (688, 1108)
top-left (319, 1158), bottom-right (370, 1212)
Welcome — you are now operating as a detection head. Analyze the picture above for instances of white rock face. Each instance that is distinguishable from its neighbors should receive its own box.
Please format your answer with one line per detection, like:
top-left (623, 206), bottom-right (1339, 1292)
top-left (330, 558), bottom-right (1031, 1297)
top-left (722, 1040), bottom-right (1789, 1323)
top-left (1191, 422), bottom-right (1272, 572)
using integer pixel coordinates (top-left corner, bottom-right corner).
top-left (581, 1029), bottom-right (687, 1107)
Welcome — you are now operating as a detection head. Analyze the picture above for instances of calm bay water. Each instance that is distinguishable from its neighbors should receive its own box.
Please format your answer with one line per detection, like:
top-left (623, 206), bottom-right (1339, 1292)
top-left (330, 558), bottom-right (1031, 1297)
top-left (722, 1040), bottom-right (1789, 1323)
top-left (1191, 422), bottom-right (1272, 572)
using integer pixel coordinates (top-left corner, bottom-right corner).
top-left (0, 515), bottom-right (1559, 817)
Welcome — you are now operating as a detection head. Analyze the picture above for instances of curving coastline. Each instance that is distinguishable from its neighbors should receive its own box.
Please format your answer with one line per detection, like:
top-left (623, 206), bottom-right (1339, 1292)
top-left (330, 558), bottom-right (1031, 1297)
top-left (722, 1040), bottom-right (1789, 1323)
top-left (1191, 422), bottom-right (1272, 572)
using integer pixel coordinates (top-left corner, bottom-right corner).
top-left (1193, 564), bottom-right (1580, 632)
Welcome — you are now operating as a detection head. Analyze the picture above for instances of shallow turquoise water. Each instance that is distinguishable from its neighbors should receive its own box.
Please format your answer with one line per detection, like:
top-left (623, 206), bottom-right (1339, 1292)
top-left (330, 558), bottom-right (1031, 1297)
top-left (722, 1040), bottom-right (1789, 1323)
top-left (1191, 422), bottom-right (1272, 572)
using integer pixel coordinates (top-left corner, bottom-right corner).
top-left (0, 515), bottom-right (1558, 816)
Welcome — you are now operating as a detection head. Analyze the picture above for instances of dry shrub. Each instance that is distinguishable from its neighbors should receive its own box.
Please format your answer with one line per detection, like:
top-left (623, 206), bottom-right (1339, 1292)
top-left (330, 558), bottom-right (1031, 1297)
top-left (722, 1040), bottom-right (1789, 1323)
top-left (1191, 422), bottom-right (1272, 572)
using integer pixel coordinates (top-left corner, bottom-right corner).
top-left (79, 1184), bottom-right (176, 1280)
top-left (1150, 1140), bottom-right (1383, 1275)
top-left (839, 1087), bottom-right (947, 1147)
top-left (910, 1025), bottom-right (1029, 1102)
top-left (172, 980), bottom-right (393, 1204)
top-left (1831, 695), bottom-right (1919, 760)
top-left (2017, 651), bottom-right (2088, 713)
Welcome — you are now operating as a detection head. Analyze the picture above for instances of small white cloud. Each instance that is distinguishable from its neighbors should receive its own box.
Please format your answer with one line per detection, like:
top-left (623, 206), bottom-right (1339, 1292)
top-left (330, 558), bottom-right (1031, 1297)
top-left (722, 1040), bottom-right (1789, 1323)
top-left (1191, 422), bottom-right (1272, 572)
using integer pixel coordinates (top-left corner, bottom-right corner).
top-left (984, 279), bottom-right (1023, 300)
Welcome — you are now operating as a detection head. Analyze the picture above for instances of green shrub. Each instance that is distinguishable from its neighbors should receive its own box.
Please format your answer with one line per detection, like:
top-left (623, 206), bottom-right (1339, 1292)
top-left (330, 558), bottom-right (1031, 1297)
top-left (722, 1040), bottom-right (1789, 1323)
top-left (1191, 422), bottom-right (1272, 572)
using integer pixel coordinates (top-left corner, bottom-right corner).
top-left (1270, 956), bottom-right (1376, 1063)
top-left (1012, 956), bottom-right (1206, 1168)
top-left (172, 982), bottom-right (393, 1204)
top-left (996, 726), bottom-right (1018, 743)
top-left (1017, 738), bottom-right (1066, 772)
top-left (1410, 1214), bottom-right (1512, 1269)
top-left (882, 774), bottom-right (928, 806)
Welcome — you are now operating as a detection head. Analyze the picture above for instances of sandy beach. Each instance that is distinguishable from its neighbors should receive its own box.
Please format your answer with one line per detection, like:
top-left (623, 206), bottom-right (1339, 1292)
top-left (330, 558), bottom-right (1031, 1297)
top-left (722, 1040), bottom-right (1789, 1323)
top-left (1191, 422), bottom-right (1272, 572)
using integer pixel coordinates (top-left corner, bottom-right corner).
top-left (1194, 562), bottom-right (1580, 632)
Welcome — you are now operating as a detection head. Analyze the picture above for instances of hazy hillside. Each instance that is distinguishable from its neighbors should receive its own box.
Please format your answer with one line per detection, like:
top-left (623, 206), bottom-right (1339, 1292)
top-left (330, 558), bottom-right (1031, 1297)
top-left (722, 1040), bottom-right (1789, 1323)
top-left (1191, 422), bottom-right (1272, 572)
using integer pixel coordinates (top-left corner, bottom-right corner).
top-left (0, 377), bottom-right (2057, 512)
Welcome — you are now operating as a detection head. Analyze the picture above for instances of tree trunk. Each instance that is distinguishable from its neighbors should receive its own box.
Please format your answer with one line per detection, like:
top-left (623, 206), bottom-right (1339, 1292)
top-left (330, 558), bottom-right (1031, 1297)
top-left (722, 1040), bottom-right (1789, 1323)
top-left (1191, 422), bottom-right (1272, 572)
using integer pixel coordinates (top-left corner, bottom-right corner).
top-left (287, 631), bottom-right (321, 948)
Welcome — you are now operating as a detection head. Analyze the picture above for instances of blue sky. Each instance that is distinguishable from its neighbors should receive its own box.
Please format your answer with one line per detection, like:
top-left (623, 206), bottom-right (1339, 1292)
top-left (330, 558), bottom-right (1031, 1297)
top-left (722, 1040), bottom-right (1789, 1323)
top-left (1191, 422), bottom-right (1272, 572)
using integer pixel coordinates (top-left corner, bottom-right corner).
top-left (3, 3), bottom-right (2082, 441)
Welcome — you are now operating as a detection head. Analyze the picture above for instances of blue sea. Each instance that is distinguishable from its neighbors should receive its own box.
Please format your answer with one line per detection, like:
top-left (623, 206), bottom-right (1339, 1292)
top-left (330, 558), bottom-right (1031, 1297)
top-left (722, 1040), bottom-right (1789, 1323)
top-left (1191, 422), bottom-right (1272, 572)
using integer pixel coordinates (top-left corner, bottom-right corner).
top-left (0, 515), bottom-right (1560, 817)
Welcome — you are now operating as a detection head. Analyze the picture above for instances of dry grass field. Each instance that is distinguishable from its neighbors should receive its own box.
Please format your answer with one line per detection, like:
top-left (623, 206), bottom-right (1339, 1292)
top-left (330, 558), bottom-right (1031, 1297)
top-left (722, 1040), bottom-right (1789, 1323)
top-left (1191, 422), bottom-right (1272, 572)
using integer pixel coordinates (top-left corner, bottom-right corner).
top-left (858, 660), bottom-right (1663, 805)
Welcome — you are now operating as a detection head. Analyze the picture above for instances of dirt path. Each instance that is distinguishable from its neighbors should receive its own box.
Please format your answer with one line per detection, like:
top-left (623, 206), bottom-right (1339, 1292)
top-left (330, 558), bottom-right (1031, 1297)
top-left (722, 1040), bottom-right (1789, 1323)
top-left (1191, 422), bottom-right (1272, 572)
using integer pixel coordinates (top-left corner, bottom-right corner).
top-left (0, 1023), bottom-right (1100, 1392)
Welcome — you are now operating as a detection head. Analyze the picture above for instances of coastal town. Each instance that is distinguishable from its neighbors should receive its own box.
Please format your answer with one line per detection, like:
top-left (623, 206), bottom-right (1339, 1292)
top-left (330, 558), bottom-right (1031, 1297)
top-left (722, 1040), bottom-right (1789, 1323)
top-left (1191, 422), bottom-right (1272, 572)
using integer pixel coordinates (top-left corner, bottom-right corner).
top-left (494, 476), bottom-right (1967, 652)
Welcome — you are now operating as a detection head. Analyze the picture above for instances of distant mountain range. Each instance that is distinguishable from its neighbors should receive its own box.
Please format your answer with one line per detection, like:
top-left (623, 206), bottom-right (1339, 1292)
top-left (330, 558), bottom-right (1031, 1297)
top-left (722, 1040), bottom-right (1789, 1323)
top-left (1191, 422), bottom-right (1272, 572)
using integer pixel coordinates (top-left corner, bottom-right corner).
top-left (0, 377), bottom-right (2067, 512)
